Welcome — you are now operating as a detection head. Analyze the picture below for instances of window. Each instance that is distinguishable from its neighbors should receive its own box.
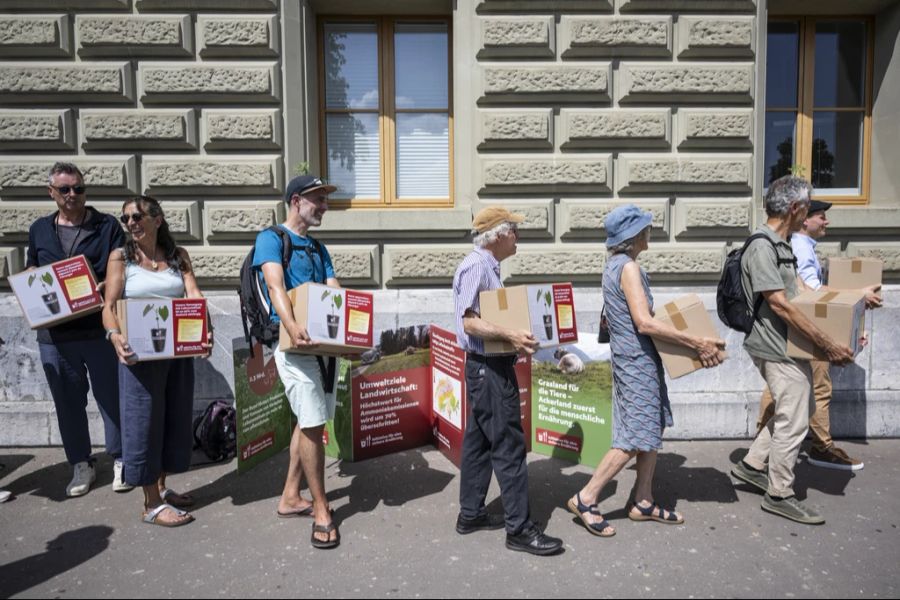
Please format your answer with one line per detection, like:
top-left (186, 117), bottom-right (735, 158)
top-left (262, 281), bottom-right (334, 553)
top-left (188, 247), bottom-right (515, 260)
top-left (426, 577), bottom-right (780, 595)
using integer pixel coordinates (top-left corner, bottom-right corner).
top-left (319, 17), bottom-right (453, 207)
top-left (764, 18), bottom-right (873, 204)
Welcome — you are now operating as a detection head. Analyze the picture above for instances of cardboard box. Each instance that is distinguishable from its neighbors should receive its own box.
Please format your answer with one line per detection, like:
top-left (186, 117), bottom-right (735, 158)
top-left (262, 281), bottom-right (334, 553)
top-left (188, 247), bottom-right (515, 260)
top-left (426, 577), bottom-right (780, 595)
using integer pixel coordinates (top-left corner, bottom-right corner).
top-left (827, 257), bottom-right (883, 291)
top-left (786, 290), bottom-right (866, 361)
top-left (480, 283), bottom-right (578, 355)
top-left (118, 298), bottom-right (208, 361)
top-left (651, 294), bottom-right (726, 379)
top-left (278, 283), bottom-right (374, 355)
top-left (8, 255), bottom-right (103, 329)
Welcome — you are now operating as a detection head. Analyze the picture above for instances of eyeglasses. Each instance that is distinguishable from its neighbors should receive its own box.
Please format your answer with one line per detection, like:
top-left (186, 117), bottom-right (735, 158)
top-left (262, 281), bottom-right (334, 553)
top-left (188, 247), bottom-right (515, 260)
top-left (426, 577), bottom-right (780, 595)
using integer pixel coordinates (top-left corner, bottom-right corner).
top-left (50, 185), bottom-right (86, 196)
top-left (120, 213), bottom-right (145, 224)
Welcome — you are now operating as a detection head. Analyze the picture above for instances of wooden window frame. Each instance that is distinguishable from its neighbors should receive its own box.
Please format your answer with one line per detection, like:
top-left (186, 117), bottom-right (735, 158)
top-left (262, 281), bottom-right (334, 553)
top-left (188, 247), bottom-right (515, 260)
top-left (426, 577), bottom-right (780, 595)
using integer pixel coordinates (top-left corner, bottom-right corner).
top-left (317, 16), bottom-right (454, 209)
top-left (766, 16), bottom-right (875, 205)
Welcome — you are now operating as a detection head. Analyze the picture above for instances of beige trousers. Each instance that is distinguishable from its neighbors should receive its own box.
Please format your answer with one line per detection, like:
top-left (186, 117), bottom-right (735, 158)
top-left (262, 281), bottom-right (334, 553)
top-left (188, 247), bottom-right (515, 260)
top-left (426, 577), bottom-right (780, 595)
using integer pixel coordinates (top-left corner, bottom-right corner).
top-left (758, 360), bottom-right (832, 452)
top-left (745, 358), bottom-right (814, 498)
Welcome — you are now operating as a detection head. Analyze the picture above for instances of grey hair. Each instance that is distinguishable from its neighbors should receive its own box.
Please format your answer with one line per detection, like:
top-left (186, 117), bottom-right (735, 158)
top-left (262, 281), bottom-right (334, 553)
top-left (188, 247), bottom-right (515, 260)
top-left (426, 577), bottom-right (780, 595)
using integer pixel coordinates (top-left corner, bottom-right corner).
top-left (473, 221), bottom-right (515, 248)
top-left (765, 175), bottom-right (812, 217)
top-left (608, 226), bottom-right (651, 256)
top-left (48, 161), bottom-right (84, 185)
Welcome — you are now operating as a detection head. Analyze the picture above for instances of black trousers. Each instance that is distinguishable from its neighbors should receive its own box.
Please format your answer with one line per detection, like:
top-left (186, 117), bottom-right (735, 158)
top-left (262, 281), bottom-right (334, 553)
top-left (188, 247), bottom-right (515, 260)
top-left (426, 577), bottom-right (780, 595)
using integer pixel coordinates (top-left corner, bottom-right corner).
top-left (459, 353), bottom-right (531, 535)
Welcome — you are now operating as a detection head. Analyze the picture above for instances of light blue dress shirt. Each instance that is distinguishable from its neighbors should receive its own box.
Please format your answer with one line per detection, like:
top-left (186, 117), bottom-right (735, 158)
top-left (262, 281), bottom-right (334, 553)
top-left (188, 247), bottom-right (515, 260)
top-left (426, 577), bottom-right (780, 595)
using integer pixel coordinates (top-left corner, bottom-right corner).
top-left (791, 233), bottom-right (822, 290)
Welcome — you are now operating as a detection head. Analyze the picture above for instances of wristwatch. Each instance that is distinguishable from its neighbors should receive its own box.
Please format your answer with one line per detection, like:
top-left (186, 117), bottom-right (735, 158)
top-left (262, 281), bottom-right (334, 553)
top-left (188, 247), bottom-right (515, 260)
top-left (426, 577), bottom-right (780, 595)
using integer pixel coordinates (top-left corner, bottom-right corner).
top-left (105, 328), bottom-right (120, 341)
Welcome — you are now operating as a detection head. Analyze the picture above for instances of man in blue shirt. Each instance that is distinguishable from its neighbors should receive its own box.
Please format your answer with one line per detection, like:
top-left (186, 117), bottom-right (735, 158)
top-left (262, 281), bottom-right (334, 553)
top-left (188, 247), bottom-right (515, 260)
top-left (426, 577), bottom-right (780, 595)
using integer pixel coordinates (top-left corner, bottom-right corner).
top-left (253, 175), bottom-right (340, 549)
top-left (756, 200), bottom-right (881, 471)
top-left (26, 162), bottom-right (130, 497)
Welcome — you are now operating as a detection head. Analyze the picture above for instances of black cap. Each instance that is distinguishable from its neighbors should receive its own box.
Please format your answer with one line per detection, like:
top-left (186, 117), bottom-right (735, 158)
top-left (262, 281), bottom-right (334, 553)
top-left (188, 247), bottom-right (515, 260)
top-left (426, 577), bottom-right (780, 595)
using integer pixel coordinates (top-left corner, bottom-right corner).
top-left (808, 199), bottom-right (832, 215)
top-left (284, 175), bottom-right (337, 202)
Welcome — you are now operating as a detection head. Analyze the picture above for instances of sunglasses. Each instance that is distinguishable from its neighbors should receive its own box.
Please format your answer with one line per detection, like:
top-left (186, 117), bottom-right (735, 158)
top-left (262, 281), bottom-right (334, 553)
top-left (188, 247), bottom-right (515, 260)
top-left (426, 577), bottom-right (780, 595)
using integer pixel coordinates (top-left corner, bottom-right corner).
top-left (120, 213), bottom-right (146, 224)
top-left (51, 185), bottom-right (86, 196)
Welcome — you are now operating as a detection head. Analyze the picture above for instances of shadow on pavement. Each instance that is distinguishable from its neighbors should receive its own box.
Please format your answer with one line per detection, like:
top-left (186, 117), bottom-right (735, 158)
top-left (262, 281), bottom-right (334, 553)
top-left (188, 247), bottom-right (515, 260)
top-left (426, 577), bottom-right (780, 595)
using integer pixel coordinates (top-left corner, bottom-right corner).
top-left (328, 448), bottom-right (455, 524)
top-left (0, 525), bottom-right (113, 598)
top-left (2, 454), bottom-right (119, 502)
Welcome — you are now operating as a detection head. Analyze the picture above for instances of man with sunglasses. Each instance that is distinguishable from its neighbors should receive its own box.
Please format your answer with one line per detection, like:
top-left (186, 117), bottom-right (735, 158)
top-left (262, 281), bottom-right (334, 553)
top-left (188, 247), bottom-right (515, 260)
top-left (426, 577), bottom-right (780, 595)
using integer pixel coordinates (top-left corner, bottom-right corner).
top-left (25, 162), bottom-right (130, 497)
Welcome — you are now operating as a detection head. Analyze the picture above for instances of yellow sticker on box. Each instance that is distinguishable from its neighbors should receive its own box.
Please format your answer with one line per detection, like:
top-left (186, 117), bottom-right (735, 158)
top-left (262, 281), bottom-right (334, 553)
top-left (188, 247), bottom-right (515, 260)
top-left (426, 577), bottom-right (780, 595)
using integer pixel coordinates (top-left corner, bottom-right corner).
top-left (557, 304), bottom-right (574, 330)
top-left (348, 309), bottom-right (370, 335)
top-left (63, 275), bottom-right (92, 300)
top-left (177, 318), bottom-right (204, 343)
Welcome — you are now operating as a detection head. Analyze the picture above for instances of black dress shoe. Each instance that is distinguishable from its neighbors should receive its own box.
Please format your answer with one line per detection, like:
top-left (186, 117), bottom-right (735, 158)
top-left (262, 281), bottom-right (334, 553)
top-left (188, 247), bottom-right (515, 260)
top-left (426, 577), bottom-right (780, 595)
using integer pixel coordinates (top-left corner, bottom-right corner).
top-left (505, 525), bottom-right (563, 556)
top-left (456, 512), bottom-right (505, 535)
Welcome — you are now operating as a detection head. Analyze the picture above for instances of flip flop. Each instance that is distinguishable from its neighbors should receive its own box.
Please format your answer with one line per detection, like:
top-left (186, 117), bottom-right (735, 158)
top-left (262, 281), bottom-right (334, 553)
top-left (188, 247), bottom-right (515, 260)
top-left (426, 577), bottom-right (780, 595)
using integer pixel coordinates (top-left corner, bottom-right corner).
top-left (161, 488), bottom-right (195, 508)
top-left (276, 505), bottom-right (313, 519)
top-left (142, 503), bottom-right (194, 528)
top-left (311, 521), bottom-right (340, 550)
top-left (629, 502), bottom-right (684, 525)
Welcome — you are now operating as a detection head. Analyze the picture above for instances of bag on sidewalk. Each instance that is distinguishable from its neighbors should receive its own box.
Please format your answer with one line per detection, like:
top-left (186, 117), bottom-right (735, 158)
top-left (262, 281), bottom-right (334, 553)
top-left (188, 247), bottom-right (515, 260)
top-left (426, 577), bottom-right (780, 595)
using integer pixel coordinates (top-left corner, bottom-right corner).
top-left (193, 400), bottom-right (237, 462)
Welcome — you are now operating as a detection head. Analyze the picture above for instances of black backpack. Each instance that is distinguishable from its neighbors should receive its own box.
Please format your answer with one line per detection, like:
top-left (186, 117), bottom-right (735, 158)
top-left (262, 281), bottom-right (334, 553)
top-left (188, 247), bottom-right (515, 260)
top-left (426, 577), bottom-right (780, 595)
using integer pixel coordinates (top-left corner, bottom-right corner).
top-left (236, 226), bottom-right (336, 393)
top-left (193, 400), bottom-right (237, 462)
top-left (717, 233), bottom-right (797, 334)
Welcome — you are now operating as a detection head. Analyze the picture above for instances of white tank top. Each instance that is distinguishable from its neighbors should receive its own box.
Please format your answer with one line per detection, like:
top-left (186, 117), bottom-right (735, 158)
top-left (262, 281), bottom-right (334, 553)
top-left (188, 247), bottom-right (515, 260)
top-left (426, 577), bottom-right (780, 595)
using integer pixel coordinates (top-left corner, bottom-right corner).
top-left (123, 261), bottom-right (185, 299)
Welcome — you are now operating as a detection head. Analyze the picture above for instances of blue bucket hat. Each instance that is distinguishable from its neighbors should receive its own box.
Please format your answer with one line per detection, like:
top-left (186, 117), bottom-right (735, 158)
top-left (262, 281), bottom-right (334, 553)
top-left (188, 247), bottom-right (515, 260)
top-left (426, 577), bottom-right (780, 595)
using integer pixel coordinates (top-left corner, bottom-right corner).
top-left (604, 204), bottom-right (653, 248)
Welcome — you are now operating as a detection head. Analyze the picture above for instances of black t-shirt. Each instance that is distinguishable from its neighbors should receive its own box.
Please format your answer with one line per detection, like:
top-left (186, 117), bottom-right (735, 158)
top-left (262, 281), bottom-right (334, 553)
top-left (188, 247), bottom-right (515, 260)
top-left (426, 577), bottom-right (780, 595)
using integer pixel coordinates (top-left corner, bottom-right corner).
top-left (26, 207), bottom-right (125, 344)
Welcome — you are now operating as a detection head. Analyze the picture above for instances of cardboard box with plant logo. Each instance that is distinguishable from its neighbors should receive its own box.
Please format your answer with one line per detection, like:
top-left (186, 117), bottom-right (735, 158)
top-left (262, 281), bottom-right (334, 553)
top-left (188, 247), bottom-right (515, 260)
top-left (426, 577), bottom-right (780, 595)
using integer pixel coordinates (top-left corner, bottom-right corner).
top-left (786, 290), bottom-right (867, 361)
top-left (8, 256), bottom-right (103, 329)
top-left (117, 298), bottom-right (208, 361)
top-left (651, 294), bottom-right (726, 379)
top-left (278, 283), bottom-right (374, 355)
top-left (827, 257), bottom-right (883, 291)
top-left (480, 283), bottom-right (578, 355)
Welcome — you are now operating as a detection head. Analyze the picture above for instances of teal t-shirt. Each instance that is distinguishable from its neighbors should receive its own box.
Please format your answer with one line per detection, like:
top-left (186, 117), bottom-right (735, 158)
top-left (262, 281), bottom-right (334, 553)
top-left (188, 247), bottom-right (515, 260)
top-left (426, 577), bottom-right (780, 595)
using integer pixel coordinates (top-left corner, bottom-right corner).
top-left (252, 226), bottom-right (335, 323)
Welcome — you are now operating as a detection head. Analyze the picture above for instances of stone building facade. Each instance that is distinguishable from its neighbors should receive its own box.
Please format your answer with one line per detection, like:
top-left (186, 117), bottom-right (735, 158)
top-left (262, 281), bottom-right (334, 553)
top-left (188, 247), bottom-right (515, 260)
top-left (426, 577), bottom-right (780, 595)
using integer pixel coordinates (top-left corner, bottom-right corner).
top-left (1, 0), bottom-right (898, 444)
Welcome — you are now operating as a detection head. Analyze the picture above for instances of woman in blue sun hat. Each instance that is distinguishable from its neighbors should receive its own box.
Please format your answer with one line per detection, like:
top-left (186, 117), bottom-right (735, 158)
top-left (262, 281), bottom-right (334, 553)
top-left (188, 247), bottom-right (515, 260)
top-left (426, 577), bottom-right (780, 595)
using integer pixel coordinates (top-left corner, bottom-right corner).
top-left (566, 204), bottom-right (726, 537)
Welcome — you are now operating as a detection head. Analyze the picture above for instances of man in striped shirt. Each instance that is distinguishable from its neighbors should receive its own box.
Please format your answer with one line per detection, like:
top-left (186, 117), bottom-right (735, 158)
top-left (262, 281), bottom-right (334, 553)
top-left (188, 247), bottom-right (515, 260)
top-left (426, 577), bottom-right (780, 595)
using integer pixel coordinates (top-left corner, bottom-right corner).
top-left (452, 207), bottom-right (564, 556)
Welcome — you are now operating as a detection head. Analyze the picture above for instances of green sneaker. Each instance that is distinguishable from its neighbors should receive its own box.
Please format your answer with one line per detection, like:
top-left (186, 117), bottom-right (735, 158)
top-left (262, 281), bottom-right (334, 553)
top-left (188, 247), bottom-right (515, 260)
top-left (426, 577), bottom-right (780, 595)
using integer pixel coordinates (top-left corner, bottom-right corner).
top-left (761, 494), bottom-right (825, 525)
top-left (731, 461), bottom-right (768, 494)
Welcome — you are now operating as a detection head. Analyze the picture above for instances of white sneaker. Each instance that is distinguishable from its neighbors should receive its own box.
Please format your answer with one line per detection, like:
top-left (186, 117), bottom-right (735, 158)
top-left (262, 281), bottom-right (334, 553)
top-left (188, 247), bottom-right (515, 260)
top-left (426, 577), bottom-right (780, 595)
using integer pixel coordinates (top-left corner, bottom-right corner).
top-left (0, 490), bottom-right (11, 503)
top-left (66, 461), bottom-right (96, 497)
top-left (112, 459), bottom-right (134, 493)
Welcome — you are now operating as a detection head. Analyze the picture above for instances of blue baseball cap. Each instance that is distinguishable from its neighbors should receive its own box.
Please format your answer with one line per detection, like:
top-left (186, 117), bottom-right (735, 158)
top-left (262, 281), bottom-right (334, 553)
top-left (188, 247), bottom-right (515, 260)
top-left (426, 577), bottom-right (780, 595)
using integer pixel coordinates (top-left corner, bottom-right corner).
top-left (284, 175), bottom-right (336, 202)
top-left (604, 204), bottom-right (654, 248)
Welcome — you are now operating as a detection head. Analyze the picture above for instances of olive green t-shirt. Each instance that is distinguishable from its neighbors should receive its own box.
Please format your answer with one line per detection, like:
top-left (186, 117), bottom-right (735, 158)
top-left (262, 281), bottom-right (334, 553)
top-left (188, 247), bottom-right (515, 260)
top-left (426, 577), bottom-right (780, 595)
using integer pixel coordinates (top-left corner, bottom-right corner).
top-left (740, 225), bottom-right (800, 363)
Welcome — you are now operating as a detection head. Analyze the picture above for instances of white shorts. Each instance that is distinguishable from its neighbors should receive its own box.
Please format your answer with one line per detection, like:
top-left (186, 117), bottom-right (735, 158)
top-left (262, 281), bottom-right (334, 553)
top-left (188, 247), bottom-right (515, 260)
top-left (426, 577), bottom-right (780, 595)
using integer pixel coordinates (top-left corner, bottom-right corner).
top-left (274, 349), bottom-right (338, 429)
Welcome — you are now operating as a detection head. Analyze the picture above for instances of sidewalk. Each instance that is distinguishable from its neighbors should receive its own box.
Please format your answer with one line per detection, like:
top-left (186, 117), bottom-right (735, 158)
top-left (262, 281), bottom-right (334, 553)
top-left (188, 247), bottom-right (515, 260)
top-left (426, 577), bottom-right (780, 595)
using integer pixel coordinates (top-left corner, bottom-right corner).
top-left (1, 440), bottom-right (898, 598)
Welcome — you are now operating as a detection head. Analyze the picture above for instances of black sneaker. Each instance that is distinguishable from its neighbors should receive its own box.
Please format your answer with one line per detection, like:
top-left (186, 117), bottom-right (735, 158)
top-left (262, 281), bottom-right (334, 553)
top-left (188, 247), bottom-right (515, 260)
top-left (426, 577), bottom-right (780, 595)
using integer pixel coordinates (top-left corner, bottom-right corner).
top-left (456, 512), bottom-right (505, 535)
top-left (505, 524), bottom-right (563, 556)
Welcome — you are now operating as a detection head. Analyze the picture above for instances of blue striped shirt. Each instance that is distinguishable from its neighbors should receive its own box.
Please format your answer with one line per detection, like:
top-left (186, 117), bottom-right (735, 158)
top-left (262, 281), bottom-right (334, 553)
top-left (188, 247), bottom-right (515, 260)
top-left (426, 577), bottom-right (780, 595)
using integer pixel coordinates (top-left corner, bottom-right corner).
top-left (453, 247), bottom-right (503, 354)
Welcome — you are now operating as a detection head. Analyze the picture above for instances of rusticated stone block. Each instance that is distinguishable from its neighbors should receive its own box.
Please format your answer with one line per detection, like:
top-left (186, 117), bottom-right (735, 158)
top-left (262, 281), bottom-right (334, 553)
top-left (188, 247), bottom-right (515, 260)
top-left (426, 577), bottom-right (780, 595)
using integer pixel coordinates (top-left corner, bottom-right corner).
top-left (0, 15), bottom-right (70, 57)
top-left (188, 248), bottom-right (246, 281)
top-left (483, 156), bottom-right (612, 193)
top-left (81, 109), bottom-right (198, 151)
top-left (153, 200), bottom-right (201, 241)
top-left (385, 246), bottom-right (471, 285)
top-left (142, 156), bottom-right (281, 195)
top-left (198, 15), bottom-right (278, 58)
top-left (676, 108), bottom-right (753, 149)
top-left (477, 0), bottom-right (613, 12)
top-left (814, 242), bottom-right (841, 266)
top-left (560, 16), bottom-right (671, 58)
top-left (479, 109), bottom-right (552, 150)
top-left (330, 245), bottom-right (379, 285)
top-left (136, 0), bottom-right (277, 8)
top-left (677, 16), bottom-right (754, 58)
top-left (0, 62), bottom-right (134, 104)
top-left (0, 109), bottom-right (75, 150)
top-left (140, 63), bottom-right (280, 104)
top-left (619, 63), bottom-right (753, 104)
top-left (618, 154), bottom-right (752, 193)
top-left (0, 156), bottom-right (137, 196)
top-left (0, 247), bottom-right (24, 278)
top-left (202, 109), bottom-right (282, 151)
top-left (561, 109), bottom-right (670, 149)
top-left (0, 0), bottom-right (128, 8)
top-left (482, 64), bottom-right (610, 103)
top-left (640, 245), bottom-right (726, 278)
top-left (205, 201), bottom-right (283, 240)
top-left (479, 17), bottom-right (554, 58)
top-left (847, 243), bottom-right (900, 273)
top-left (560, 199), bottom-right (668, 240)
top-left (77, 15), bottom-right (193, 57)
top-left (507, 246), bottom-right (606, 281)
top-left (619, 0), bottom-right (756, 12)
top-left (674, 199), bottom-right (751, 238)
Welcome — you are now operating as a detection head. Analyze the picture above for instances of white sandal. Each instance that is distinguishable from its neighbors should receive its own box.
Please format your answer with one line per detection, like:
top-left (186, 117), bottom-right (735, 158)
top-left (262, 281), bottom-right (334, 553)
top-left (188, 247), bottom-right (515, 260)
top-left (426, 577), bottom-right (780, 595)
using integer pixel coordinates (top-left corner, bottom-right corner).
top-left (143, 503), bottom-right (194, 527)
top-left (160, 487), bottom-right (195, 508)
